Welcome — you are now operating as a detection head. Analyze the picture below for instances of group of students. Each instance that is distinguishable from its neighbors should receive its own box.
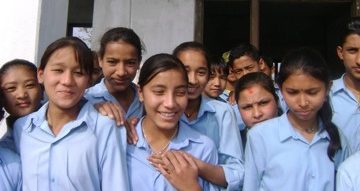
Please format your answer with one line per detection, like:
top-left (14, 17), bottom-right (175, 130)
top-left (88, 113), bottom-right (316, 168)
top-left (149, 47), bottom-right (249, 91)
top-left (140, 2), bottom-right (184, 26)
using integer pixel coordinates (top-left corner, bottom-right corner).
top-left (0, 18), bottom-right (360, 191)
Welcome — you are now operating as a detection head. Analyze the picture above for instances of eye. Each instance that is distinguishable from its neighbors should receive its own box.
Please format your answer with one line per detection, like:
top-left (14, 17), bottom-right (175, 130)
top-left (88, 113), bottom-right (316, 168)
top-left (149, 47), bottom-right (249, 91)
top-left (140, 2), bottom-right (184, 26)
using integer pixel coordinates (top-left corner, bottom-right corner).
top-left (175, 88), bottom-right (187, 96)
top-left (125, 60), bottom-right (138, 66)
top-left (152, 89), bottom-right (165, 95)
top-left (346, 48), bottom-right (358, 54)
top-left (52, 69), bottom-right (63, 73)
top-left (74, 70), bottom-right (84, 76)
top-left (241, 105), bottom-right (252, 110)
top-left (285, 89), bottom-right (298, 95)
top-left (258, 100), bottom-right (270, 106)
top-left (306, 89), bottom-right (320, 95)
top-left (197, 70), bottom-right (208, 76)
top-left (3, 86), bottom-right (16, 93)
top-left (25, 83), bottom-right (36, 89)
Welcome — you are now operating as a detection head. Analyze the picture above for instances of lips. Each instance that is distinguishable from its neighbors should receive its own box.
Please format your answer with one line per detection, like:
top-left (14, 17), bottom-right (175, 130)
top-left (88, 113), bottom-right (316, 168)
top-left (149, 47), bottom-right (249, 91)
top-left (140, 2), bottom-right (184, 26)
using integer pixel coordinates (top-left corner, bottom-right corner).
top-left (352, 67), bottom-right (360, 73)
top-left (17, 101), bottom-right (31, 108)
top-left (188, 86), bottom-right (198, 94)
top-left (159, 112), bottom-right (178, 121)
top-left (111, 78), bottom-right (129, 86)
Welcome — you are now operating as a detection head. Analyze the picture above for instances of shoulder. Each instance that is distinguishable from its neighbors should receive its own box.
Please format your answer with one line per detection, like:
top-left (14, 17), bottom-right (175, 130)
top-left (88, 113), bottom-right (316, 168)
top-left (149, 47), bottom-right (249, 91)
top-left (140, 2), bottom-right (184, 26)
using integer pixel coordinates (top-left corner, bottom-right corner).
top-left (0, 146), bottom-right (21, 166)
top-left (338, 151), bottom-right (360, 174)
top-left (248, 116), bottom-right (281, 139)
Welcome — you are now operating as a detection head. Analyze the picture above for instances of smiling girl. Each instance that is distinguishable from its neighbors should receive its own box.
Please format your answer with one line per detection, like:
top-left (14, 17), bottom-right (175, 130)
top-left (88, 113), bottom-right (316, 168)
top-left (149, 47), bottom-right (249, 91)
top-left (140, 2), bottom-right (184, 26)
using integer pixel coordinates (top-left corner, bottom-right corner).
top-left (13, 37), bottom-right (128, 190)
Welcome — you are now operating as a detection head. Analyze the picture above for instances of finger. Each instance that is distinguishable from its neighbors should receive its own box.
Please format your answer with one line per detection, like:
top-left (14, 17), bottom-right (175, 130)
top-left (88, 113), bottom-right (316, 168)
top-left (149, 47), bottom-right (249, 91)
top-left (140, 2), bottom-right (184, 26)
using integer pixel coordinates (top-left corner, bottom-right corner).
top-left (128, 117), bottom-right (139, 142)
top-left (171, 151), bottom-right (188, 168)
top-left (183, 153), bottom-right (197, 168)
top-left (164, 151), bottom-right (180, 171)
top-left (94, 103), bottom-right (108, 116)
top-left (99, 103), bottom-right (115, 119)
top-left (112, 103), bottom-right (125, 126)
top-left (148, 154), bottom-right (165, 166)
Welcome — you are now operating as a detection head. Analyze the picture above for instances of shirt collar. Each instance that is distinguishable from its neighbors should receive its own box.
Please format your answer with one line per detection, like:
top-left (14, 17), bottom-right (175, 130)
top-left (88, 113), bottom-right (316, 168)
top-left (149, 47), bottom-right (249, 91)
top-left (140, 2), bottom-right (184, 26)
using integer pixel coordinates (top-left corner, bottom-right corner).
top-left (278, 113), bottom-right (329, 142)
top-left (135, 117), bottom-right (203, 150)
top-left (26, 99), bottom-right (95, 134)
top-left (331, 74), bottom-right (346, 95)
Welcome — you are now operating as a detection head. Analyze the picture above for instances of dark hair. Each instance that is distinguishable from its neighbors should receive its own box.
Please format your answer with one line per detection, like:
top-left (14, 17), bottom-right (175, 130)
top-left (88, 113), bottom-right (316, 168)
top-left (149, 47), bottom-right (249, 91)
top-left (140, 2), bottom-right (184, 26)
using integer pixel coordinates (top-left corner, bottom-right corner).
top-left (40, 37), bottom-right (93, 77)
top-left (228, 43), bottom-right (260, 68)
top-left (99, 27), bottom-right (144, 61)
top-left (235, 72), bottom-right (278, 104)
top-left (0, 94), bottom-right (3, 121)
top-left (278, 47), bottom-right (341, 160)
top-left (0, 59), bottom-right (37, 81)
top-left (138, 53), bottom-right (188, 89)
top-left (338, 17), bottom-right (360, 46)
top-left (172, 41), bottom-right (211, 74)
top-left (260, 54), bottom-right (273, 69)
top-left (209, 57), bottom-right (229, 77)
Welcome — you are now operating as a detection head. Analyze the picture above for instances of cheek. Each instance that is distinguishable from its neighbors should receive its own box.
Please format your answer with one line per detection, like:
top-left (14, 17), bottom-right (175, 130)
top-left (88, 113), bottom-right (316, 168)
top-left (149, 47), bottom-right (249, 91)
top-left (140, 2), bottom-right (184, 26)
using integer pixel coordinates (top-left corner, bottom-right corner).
top-left (239, 110), bottom-right (252, 124)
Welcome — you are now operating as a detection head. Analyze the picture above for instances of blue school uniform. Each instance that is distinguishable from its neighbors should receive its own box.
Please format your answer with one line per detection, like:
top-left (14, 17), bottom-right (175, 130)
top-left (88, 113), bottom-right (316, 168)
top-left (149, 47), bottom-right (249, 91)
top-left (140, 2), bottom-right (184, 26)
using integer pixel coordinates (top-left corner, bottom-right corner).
top-left (330, 75), bottom-right (360, 152)
top-left (127, 118), bottom-right (219, 191)
top-left (13, 100), bottom-right (129, 191)
top-left (85, 79), bottom-right (143, 119)
top-left (337, 150), bottom-right (360, 191)
top-left (181, 96), bottom-right (244, 191)
top-left (243, 113), bottom-right (350, 191)
top-left (274, 83), bottom-right (287, 113)
top-left (232, 104), bottom-right (246, 131)
top-left (0, 146), bottom-right (21, 191)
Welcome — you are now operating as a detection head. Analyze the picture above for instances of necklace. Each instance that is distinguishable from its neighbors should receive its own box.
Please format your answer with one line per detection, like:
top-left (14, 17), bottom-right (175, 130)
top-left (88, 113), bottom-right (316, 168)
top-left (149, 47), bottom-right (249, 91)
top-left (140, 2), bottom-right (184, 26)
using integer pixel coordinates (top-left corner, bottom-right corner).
top-left (142, 126), bottom-right (178, 155)
top-left (304, 126), bottom-right (317, 134)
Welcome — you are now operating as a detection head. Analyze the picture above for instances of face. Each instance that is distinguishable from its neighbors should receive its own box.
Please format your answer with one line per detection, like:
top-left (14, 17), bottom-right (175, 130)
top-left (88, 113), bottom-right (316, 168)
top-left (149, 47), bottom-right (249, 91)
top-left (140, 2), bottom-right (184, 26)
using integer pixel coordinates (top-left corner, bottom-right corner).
top-left (337, 34), bottom-right (360, 82)
top-left (227, 67), bottom-right (237, 84)
top-left (139, 69), bottom-right (188, 130)
top-left (1, 66), bottom-right (42, 117)
top-left (204, 68), bottom-right (227, 98)
top-left (177, 50), bottom-right (209, 100)
top-left (38, 47), bottom-right (90, 111)
top-left (281, 71), bottom-right (328, 122)
top-left (100, 41), bottom-right (140, 94)
top-left (232, 55), bottom-right (261, 80)
top-left (237, 84), bottom-right (278, 127)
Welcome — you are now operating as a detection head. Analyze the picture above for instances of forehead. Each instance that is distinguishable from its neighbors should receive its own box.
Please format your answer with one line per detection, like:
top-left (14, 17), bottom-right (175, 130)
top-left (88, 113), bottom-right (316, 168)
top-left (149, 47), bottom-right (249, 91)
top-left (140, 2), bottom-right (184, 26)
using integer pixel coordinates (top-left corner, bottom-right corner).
top-left (343, 34), bottom-right (360, 47)
top-left (282, 71), bottom-right (325, 88)
top-left (103, 41), bottom-right (139, 58)
top-left (1, 66), bottom-right (37, 83)
top-left (233, 55), bottom-right (258, 68)
top-left (238, 84), bottom-right (274, 104)
top-left (178, 50), bottom-right (208, 69)
top-left (146, 69), bottom-right (187, 87)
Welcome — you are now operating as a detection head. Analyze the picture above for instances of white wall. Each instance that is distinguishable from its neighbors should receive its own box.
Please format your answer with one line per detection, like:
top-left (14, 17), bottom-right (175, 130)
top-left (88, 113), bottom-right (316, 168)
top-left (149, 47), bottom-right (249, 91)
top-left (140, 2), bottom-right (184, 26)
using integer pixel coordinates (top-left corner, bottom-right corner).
top-left (92, 0), bottom-right (196, 60)
top-left (0, 0), bottom-right (40, 66)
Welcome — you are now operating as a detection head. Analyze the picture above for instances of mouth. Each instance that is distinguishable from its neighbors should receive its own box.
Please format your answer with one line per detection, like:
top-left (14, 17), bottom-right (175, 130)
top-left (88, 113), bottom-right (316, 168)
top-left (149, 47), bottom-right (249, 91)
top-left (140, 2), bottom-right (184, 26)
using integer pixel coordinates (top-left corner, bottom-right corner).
top-left (17, 101), bottom-right (31, 108)
top-left (159, 112), bottom-right (177, 120)
top-left (57, 90), bottom-right (74, 96)
top-left (188, 86), bottom-right (198, 94)
top-left (352, 67), bottom-right (360, 73)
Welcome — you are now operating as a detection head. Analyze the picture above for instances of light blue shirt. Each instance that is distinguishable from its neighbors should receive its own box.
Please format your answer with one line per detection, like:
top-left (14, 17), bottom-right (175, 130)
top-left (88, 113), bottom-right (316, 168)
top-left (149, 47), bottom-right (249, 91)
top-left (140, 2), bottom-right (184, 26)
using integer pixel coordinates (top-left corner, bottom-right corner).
top-left (231, 104), bottom-right (245, 131)
top-left (330, 75), bottom-right (360, 152)
top-left (274, 83), bottom-right (287, 113)
top-left (243, 113), bottom-right (350, 191)
top-left (85, 79), bottom-right (143, 119)
top-left (181, 96), bottom-right (244, 191)
top-left (13, 100), bottom-right (129, 191)
top-left (127, 118), bottom-right (220, 191)
top-left (0, 146), bottom-right (21, 191)
top-left (337, 150), bottom-right (360, 191)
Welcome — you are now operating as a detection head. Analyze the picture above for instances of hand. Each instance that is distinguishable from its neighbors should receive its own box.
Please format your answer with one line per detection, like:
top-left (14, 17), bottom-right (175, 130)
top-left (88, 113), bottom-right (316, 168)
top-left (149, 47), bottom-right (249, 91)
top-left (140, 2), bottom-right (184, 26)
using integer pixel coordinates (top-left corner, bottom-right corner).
top-left (94, 102), bottom-right (125, 126)
top-left (157, 151), bottom-right (201, 191)
top-left (125, 117), bottom-right (139, 144)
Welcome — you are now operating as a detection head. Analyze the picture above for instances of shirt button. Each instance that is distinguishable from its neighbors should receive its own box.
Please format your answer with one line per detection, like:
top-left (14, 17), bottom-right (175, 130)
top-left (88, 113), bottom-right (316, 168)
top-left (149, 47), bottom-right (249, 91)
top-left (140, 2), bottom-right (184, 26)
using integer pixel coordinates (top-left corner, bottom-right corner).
top-left (51, 178), bottom-right (55, 182)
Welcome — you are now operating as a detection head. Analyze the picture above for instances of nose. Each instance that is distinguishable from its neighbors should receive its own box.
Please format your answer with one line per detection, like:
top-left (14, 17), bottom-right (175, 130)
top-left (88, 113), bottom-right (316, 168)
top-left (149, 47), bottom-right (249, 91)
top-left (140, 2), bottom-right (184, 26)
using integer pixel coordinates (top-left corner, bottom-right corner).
top-left (61, 71), bottom-right (74, 86)
top-left (187, 71), bottom-right (198, 85)
top-left (356, 52), bottom-right (360, 65)
top-left (115, 63), bottom-right (126, 77)
top-left (252, 105), bottom-right (263, 119)
top-left (213, 77), bottom-right (221, 87)
top-left (298, 93), bottom-right (308, 108)
top-left (16, 86), bottom-right (29, 99)
top-left (163, 92), bottom-right (176, 109)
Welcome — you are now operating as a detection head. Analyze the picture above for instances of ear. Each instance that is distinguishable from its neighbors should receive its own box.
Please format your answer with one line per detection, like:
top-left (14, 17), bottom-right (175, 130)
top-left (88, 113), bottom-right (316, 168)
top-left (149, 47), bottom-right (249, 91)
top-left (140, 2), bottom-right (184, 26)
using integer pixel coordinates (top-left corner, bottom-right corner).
top-left (137, 84), bottom-right (144, 102)
top-left (336, 46), bottom-right (344, 60)
top-left (98, 57), bottom-right (103, 68)
top-left (37, 69), bottom-right (44, 84)
top-left (258, 58), bottom-right (265, 71)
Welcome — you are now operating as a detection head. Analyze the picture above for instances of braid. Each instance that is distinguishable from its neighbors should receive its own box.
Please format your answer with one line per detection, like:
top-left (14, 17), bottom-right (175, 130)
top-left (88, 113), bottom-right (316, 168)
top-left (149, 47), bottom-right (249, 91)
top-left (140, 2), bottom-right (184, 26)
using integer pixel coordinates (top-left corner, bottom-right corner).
top-left (319, 96), bottom-right (341, 160)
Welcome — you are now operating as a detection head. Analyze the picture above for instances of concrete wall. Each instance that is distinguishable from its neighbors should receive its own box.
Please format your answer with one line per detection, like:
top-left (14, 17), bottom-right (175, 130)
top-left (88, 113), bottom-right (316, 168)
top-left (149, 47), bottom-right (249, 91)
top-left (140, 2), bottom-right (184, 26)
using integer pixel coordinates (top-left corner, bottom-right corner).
top-left (92, 0), bottom-right (197, 60)
top-left (0, 0), bottom-right (69, 66)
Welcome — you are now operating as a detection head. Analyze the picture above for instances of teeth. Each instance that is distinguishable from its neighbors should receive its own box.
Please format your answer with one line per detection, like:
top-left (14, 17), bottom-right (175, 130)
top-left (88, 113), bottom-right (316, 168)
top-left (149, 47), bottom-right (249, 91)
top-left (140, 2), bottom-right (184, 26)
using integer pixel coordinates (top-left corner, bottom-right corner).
top-left (160, 112), bottom-right (175, 117)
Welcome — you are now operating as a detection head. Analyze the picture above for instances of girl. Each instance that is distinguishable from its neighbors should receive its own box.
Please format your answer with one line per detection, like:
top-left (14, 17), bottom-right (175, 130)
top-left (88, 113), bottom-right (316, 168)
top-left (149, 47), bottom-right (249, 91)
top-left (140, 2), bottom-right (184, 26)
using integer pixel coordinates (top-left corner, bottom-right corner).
top-left (243, 47), bottom-right (350, 191)
top-left (13, 37), bottom-right (128, 190)
top-left (0, 94), bottom-right (22, 190)
top-left (85, 27), bottom-right (144, 125)
top-left (150, 42), bottom-right (243, 190)
top-left (234, 72), bottom-right (281, 147)
top-left (127, 53), bottom-right (219, 191)
top-left (0, 59), bottom-right (42, 127)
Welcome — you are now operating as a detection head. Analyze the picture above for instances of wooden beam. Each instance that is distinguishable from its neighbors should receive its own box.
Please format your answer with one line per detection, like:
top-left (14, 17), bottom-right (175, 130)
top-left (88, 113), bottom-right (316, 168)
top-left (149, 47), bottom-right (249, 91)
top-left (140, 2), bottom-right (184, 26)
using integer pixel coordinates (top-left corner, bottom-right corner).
top-left (250, 0), bottom-right (259, 48)
top-left (195, 0), bottom-right (204, 43)
top-left (352, 0), bottom-right (360, 17)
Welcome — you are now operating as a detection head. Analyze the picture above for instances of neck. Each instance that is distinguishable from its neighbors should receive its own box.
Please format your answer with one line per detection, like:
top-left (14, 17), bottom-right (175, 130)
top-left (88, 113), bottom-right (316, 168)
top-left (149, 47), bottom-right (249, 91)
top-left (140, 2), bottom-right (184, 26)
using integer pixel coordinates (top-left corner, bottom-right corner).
top-left (344, 74), bottom-right (360, 94)
top-left (47, 103), bottom-right (81, 136)
top-left (287, 112), bottom-right (318, 138)
top-left (185, 96), bottom-right (201, 120)
top-left (142, 116), bottom-right (178, 155)
top-left (108, 84), bottom-right (134, 112)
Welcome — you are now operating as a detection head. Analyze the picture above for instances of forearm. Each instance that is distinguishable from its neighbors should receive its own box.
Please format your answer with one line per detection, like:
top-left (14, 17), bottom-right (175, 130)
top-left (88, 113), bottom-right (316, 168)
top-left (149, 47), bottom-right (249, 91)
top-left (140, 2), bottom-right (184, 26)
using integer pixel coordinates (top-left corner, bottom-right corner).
top-left (198, 161), bottom-right (227, 187)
